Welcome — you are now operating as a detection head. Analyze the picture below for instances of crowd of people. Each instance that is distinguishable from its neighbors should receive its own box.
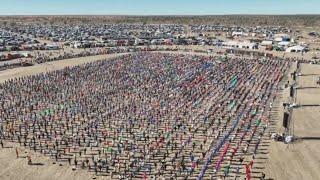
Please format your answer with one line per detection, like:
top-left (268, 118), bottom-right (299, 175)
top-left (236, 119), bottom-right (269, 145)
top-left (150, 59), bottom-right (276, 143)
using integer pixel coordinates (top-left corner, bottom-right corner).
top-left (0, 62), bottom-right (23, 71)
top-left (0, 52), bottom-right (290, 179)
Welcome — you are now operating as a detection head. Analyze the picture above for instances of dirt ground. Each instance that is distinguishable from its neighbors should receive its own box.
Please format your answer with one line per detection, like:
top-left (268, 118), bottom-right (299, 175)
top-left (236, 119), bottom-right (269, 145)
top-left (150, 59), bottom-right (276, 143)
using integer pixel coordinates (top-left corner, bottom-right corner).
top-left (0, 53), bottom-right (129, 83)
top-left (264, 63), bottom-right (320, 180)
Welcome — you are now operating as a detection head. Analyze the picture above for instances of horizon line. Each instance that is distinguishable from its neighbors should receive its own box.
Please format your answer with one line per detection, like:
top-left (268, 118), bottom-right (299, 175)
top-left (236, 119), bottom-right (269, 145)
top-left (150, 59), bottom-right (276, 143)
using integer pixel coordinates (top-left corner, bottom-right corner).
top-left (0, 14), bottom-right (320, 16)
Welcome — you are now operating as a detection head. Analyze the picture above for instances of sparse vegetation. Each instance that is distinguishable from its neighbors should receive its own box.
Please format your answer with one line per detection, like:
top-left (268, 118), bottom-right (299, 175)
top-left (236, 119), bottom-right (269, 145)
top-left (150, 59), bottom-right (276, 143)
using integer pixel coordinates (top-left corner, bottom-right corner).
top-left (1, 15), bottom-right (320, 27)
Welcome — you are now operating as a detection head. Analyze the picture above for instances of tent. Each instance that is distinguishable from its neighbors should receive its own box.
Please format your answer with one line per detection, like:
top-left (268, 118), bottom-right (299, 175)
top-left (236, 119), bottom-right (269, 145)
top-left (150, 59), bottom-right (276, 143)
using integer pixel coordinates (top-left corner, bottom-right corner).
top-left (286, 45), bottom-right (307, 53)
top-left (274, 33), bottom-right (291, 42)
top-left (223, 41), bottom-right (258, 49)
top-left (278, 41), bottom-right (290, 47)
top-left (45, 44), bottom-right (60, 50)
top-left (261, 40), bottom-right (273, 46)
top-left (232, 31), bottom-right (244, 36)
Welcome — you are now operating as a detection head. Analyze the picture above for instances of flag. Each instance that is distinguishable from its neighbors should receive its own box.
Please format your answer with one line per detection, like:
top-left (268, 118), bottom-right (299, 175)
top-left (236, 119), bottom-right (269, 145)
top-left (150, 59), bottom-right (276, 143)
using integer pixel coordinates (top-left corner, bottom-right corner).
top-left (245, 164), bottom-right (251, 180)
top-left (224, 164), bottom-right (230, 175)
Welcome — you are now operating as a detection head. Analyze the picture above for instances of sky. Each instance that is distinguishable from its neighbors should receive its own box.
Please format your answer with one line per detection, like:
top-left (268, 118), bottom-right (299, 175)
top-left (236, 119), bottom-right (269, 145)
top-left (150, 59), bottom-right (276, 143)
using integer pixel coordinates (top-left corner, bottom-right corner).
top-left (0, 0), bottom-right (319, 15)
